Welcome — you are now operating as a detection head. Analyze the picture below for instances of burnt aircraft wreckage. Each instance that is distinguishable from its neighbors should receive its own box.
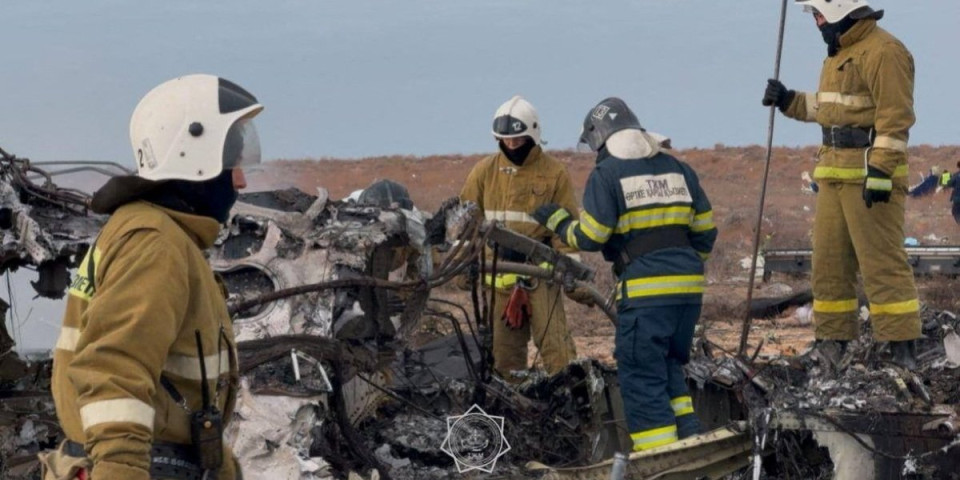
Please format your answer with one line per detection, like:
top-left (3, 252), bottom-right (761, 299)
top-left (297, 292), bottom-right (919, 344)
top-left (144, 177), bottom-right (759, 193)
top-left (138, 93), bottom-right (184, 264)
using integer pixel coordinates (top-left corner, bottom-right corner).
top-left (0, 146), bottom-right (957, 479)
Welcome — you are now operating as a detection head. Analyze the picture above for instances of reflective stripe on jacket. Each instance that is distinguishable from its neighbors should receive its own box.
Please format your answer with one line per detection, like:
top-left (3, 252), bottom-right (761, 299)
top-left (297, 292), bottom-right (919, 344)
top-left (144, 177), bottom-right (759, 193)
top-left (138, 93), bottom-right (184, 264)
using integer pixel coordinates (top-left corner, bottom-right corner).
top-left (783, 19), bottom-right (915, 184)
top-left (556, 151), bottom-right (717, 307)
top-left (52, 201), bottom-right (239, 480)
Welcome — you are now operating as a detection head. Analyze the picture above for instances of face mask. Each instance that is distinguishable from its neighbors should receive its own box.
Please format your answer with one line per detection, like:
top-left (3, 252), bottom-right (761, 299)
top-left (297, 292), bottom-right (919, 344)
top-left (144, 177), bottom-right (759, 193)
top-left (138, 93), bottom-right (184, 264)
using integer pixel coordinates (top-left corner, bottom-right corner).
top-left (499, 137), bottom-right (536, 166)
top-left (818, 15), bottom-right (858, 56)
top-left (146, 170), bottom-right (238, 223)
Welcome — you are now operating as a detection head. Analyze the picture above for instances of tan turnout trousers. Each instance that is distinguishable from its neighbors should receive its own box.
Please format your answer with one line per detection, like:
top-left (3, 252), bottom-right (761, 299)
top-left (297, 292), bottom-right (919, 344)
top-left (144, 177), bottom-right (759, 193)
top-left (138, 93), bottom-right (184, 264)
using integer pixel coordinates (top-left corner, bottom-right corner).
top-left (812, 181), bottom-right (920, 341)
top-left (489, 280), bottom-right (577, 379)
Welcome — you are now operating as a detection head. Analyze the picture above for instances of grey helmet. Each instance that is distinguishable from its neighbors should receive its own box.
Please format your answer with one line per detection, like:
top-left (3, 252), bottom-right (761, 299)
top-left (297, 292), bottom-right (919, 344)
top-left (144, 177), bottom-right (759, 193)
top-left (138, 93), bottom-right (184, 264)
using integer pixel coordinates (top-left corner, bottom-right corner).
top-left (358, 179), bottom-right (414, 210)
top-left (578, 97), bottom-right (644, 152)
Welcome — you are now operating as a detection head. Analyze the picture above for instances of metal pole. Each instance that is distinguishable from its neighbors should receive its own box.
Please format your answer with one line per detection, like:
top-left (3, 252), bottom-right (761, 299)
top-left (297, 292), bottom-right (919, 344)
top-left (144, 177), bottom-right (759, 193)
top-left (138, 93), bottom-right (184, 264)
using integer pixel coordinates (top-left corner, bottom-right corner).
top-left (738, 0), bottom-right (790, 359)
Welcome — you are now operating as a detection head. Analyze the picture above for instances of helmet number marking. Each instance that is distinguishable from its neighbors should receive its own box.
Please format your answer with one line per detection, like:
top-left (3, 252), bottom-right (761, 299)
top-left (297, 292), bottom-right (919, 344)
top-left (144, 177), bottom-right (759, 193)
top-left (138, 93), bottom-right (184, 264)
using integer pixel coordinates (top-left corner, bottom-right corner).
top-left (592, 105), bottom-right (610, 120)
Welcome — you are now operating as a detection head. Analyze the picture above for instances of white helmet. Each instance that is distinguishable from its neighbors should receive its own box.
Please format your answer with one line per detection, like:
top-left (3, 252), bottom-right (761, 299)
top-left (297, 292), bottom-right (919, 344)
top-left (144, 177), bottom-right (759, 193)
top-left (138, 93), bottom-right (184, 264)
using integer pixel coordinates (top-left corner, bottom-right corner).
top-left (130, 74), bottom-right (264, 182)
top-left (796, 0), bottom-right (875, 24)
top-left (492, 95), bottom-right (542, 145)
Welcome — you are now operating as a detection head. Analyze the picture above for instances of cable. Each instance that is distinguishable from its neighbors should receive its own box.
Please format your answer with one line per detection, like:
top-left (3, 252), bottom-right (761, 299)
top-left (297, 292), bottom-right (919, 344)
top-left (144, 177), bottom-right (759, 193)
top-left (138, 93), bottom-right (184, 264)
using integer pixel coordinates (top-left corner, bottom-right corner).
top-left (530, 283), bottom-right (564, 372)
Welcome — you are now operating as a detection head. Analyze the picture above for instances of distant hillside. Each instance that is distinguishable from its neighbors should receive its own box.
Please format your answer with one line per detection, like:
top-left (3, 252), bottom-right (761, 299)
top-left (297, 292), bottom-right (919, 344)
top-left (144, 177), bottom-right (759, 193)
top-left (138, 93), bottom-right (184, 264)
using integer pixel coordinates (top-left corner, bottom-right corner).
top-left (250, 145), bottom-right (960, 253)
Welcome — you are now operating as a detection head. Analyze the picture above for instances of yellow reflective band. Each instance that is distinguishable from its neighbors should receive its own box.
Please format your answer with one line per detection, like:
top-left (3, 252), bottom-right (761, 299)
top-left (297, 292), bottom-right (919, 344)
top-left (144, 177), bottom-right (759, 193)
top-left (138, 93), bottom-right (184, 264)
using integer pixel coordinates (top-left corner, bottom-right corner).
top-left (813, 298), bottom-right (858, 313)
top-left (631, 424), bottom-right (678, 451)
top-left (615, 206), bottom-right (694, 234)
top-left (546, 208), bottom-right (571, 231)
top-left (68, 246), bottom-right (101, 300)
top-left (623, 275), bottom-right (705, 298)
top-left (870, 298), bottom-right (920, 315)
top-left (484, 210), bottom-right (538, 224)
top-left (580, 211), bottom-right (613, 243)
top-left (813, 164), bottom-right (908, 180)
top-left (55, 326), bottom-right (80, 352)
top-left (566, 222), bottom-right (580, 249)
top-left (814, 166), bottom-right (865, 179)
top-left (80, 398), bottom-right (155, 431)
top-left (484, 273), bottom-right (521, 290)
top-left (802, 91), bottom-right (819, 121)
top-left (697, 251), bottom-right (710, 261)
top-left (865, 177), bottom-right (893, 191)
top-left (690, 211), bottom-right (715, 233)
top-left (941, 173), bottom-right (952, 186)
top-left (163, 353), bottom-right (231, 381)
top-left (873, 135), bottom-right (908, 153)
top-left (817, 92), bottom-right (875, 108)
top-left (671, 396), bottom-right (695, 416)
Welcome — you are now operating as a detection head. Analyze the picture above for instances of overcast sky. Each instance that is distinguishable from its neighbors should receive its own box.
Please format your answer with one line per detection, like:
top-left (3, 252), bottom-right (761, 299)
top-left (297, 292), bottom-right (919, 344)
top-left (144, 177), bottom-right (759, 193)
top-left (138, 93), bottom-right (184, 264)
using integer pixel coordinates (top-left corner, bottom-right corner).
top-left (2, 0), bottom-right (957, 167)
top-left (1, 1), bottom-right (958, 350)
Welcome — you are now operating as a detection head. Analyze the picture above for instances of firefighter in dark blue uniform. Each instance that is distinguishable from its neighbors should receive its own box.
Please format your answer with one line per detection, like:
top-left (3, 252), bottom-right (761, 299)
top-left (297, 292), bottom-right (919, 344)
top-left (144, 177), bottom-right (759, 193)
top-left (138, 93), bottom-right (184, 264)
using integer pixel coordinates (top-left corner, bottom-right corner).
top-left (532, 97), bottom-right (717, 451)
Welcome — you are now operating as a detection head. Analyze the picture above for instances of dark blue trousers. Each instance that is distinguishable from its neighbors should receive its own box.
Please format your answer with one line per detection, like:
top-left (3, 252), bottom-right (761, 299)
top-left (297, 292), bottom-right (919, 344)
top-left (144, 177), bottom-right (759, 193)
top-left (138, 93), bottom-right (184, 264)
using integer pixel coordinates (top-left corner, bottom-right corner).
top-left (616, 303), bottom-right (702, 449)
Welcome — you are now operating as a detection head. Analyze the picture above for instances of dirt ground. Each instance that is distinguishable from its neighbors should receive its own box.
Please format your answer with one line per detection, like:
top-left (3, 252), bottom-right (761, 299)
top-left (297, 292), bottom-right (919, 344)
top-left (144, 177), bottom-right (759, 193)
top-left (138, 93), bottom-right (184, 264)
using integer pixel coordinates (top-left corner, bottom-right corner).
top-left (248, 145), bottom-right (960, 364)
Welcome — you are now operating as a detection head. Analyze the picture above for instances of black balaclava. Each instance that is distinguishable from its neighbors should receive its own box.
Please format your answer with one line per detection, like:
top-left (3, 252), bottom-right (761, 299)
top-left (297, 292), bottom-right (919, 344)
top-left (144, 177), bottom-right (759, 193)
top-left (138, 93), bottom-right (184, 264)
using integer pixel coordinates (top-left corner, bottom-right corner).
top-left (499, 137), bottom-right (536, 166)
top-left (142, 169), bottom-right (238, 223)
top-left (819, 14), bottom-right (859, 56)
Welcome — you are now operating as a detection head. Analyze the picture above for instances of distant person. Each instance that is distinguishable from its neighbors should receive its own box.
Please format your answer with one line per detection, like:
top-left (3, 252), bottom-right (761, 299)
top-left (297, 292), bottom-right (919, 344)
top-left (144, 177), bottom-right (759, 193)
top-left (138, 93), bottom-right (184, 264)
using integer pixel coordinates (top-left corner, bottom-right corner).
top-left (940, 161), bottom-right (960, 224)
top-left (459, 95), bottom-right (587, 381)
top-left (41, 74), bottom-right (261, 480)
top-left (761, 0), bottom-right (920, 367)
top-left (533, 97), bottom-right (717, 451)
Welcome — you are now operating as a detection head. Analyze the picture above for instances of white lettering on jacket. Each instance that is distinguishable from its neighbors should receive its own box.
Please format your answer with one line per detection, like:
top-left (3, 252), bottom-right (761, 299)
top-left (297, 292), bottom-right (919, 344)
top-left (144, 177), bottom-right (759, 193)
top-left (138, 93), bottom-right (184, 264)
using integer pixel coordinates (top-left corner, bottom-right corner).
top-left (620, 173), bottom-right (692, 209)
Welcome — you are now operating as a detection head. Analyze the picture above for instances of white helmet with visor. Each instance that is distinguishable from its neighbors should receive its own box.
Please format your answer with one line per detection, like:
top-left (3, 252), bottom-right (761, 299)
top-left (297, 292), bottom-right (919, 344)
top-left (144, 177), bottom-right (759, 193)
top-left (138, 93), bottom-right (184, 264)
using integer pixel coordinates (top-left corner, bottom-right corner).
top-left (491, 95), bottom-right (542, 145)
top-left (130, 74), bottom-right (264, 182)
top-left (796, 0), bottom-right (875, 24)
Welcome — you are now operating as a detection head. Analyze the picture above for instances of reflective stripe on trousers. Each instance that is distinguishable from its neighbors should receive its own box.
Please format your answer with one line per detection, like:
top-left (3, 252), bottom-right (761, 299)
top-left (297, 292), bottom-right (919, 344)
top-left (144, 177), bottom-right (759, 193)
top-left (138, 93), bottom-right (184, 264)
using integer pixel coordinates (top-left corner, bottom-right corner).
top-left (631, 424), bottom-right (678, 451)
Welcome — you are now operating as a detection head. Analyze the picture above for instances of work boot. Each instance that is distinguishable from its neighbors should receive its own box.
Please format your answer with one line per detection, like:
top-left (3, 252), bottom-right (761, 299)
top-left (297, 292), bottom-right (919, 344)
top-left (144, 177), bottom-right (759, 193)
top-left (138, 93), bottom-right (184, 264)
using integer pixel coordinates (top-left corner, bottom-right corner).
top-left (889, 340), bottom-right (918, 370)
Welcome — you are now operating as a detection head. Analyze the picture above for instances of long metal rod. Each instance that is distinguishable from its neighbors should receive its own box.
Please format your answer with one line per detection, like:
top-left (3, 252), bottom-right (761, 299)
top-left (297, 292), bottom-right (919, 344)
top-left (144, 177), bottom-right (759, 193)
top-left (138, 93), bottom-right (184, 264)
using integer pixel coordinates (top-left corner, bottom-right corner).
top-left (738, 0), bottom-right (789, 359)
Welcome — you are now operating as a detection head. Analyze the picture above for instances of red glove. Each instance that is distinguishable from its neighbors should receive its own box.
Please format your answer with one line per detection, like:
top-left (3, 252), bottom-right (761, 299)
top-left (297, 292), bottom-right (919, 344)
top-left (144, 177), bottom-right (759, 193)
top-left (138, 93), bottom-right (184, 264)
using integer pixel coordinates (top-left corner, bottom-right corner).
top-left (502, 285), bottom-right (531, 329)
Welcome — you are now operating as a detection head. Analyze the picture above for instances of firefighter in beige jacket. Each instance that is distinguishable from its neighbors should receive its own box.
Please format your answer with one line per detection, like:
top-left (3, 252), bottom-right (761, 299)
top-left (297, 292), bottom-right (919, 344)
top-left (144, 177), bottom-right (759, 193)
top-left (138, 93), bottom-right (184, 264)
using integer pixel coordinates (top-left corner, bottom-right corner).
top-left (460, 96), bottom-right (586, 380)
top-left (762, 0), bottom-right (919, 367)
top-left (43, 74), bottom-right (263, 480)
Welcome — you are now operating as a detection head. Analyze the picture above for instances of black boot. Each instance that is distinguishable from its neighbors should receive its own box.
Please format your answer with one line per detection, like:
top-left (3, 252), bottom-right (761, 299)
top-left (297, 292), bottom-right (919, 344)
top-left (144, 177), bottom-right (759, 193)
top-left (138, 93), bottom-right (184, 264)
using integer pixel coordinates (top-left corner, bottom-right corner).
top-left (889, 340), bottom-right (918, 370)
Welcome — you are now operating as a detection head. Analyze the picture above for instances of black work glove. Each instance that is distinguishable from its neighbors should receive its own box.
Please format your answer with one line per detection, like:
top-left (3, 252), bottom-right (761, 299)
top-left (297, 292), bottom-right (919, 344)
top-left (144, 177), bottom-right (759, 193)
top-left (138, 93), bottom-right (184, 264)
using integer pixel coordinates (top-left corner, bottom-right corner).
top-left (532, 203), bottom-right (572, 233)
top-left (863, 166), bottom-right (893, 208)
top-left (762, 79), bottom-right (796, 111)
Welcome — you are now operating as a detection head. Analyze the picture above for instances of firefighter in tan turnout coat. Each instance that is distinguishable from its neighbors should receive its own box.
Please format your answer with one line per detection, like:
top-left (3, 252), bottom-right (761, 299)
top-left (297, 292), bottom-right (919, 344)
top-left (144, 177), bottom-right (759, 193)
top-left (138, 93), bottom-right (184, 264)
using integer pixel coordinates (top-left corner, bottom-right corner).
top-left (460, 95), bottom-right (588, 380)
top-left (762, 0), bottom-right (920, 366)
top-left (42, 74), bottom-right (263, 480)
